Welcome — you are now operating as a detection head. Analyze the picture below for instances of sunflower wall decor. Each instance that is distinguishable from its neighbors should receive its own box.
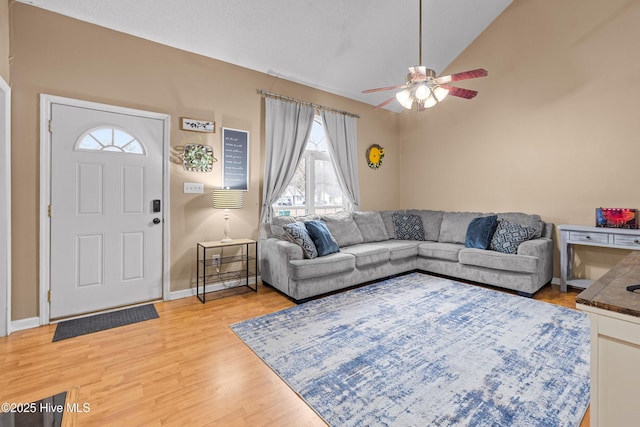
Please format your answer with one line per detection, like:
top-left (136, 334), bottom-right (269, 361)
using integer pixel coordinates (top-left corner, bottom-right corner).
top-left (366, 144), bottom-right (385, 169)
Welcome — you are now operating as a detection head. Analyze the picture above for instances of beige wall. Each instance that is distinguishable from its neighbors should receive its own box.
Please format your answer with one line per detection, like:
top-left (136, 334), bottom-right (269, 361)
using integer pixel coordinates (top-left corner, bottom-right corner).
top-left (9, 4), bottom-right (400, 319)
top-left (0, 0), bottom-right (9, 83)
top-left (400, 0), bottom-right (640, 279)
top-left (11, 0), bottom-right (638, 320)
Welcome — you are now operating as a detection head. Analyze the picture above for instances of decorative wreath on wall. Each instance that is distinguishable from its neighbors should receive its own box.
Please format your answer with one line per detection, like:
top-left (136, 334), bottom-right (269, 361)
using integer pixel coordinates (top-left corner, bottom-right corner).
top-left (182, 144), bottom-right (217, 172)
top-left (366, 144), bottom-right (385, 169)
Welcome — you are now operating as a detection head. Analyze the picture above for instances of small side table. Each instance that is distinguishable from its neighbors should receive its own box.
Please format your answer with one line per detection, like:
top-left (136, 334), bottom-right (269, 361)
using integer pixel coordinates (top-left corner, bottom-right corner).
top-left (196, 238), bottom-right (258, 303)
top-left (559, 224), bottom-right (640, 292)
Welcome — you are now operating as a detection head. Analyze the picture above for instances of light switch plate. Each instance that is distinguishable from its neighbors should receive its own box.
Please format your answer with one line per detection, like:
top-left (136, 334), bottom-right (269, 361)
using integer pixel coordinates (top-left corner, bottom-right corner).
top-left (184, 182), bottom-right (204, 194)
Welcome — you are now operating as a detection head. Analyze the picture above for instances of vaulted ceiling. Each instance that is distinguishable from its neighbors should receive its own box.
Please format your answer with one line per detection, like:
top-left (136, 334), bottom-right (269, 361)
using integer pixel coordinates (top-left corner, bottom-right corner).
top-left (17, 0), bottom-right (512, 111)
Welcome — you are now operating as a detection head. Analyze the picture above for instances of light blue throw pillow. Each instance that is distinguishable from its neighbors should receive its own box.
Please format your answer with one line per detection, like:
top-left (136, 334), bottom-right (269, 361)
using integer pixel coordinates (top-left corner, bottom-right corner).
top-left (465, 215), bottom-right (498, 249)
top-left (283, 222), bottom-right (318, 259)
top-left (305, 220), bottom-right (340, 257)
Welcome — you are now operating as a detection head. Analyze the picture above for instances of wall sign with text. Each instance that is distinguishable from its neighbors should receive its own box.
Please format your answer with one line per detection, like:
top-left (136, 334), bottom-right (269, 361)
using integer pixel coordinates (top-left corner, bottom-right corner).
top-left (222, 127), bottom-right (249, 191)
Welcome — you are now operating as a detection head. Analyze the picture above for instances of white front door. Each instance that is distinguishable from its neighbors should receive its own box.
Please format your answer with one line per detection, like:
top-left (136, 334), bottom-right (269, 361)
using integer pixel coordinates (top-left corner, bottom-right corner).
top-left (49, 102), bottom-right (165, 319)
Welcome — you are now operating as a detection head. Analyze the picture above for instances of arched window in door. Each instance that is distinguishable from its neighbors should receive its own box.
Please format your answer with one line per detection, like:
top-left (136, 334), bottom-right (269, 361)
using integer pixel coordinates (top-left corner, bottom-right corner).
top-left (76, 126), bottom-right (146, 155)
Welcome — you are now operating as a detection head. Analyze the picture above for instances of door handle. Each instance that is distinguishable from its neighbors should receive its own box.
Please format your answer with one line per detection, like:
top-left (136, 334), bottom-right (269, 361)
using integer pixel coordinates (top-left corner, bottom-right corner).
top-left (152, 218), bottom-right (161, 225)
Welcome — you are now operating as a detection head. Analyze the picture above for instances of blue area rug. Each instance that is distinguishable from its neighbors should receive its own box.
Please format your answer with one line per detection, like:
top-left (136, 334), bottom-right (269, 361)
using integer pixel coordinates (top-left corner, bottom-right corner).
top-left (231, 273), bottom-right (590, 426)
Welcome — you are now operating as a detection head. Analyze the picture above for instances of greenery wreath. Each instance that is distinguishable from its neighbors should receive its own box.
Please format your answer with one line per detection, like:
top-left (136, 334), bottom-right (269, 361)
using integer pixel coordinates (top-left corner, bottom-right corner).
top-left (182, 144), bottom-right (217, 172)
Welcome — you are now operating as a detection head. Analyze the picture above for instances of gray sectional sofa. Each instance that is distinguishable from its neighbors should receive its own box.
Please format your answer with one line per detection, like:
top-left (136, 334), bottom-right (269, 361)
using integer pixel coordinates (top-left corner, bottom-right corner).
top-left (259, 210), bottom-right (553, 302)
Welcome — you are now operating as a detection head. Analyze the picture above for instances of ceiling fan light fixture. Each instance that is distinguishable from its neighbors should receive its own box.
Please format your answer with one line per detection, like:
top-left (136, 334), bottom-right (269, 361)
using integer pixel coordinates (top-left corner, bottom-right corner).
top-left (423, 95), bottom-right (438, 109)
top-left (361, 0), bottom-right (487, 111)
top-left (414, 84), bottom-right (429, 101)
top-left (434, 86), bottom-right (449, 102)
top-left (395, 89), bottom-right (414, 109)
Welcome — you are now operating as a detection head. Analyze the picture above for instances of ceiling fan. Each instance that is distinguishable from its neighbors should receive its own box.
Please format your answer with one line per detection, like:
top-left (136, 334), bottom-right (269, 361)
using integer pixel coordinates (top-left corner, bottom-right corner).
top-left (362, 0), bottom-right (488, 111)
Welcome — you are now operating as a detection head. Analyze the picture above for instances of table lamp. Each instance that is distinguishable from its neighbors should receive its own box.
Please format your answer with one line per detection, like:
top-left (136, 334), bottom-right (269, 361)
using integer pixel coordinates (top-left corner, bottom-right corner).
top-left (212, 188), bottom-right (244, 243)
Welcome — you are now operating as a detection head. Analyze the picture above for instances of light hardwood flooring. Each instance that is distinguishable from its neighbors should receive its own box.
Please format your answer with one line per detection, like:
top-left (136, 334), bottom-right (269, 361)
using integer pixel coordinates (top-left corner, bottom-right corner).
top-left (1, 278), bottom-right (589, 426)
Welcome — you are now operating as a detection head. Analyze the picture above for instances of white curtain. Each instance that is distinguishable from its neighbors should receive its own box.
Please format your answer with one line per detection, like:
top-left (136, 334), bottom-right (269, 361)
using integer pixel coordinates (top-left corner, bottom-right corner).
top-left (260, 97), bottom-right (315, 224)
top-left (321, 110), bottom-right (361, 211)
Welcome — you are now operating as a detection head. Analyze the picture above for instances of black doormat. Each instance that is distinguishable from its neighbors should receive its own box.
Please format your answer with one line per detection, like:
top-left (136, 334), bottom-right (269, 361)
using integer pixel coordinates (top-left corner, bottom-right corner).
top-left (53, 304), bottom-right (159, 342)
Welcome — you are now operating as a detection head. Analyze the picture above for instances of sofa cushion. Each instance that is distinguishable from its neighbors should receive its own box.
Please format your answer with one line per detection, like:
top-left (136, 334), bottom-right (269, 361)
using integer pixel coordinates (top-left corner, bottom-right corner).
top-left (465, 215), bottom-right (498, 250)
top-left (418, 242), bottom-right (464, 262)
top-left (321, 211), bottom-right (364, 247)
top-left (341, 244), bottom-right (390, 267)
top-left (490, 220), bottom-right (537, 254)
top-left (497, 212), bottom-right (544, 239)
top-left (289, 252), bottom-right (355, 280)
top-left (353, 211), bottom-right (389, 243)
top-left (407, 210), bottom-right (444, 241)
top-left (459, 248), bottom-right (538, 274)
top-left (271, 214), bottom-right (320, 237)
top-left (305, 220), bottom-right (340, 257)
top-left (379, 210), bottom-right (400, 239)
top-left (438, 212), bottom-right (484, 244)
top-left (393, 212), bottom-right (425, 241)
top-left (379, 240), bottom-right (420, 260)
top-left (283, 222), bottom-right (318, 259)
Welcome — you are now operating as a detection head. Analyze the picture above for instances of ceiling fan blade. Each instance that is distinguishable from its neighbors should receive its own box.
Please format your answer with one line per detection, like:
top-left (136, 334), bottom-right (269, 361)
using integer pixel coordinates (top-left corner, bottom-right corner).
top-left (362, 84), bottom-right (408, 94)
top-left (373, 96), bottom-right (398, 109)
top-left (441, 85), bottom-right (478, 99)
top-left (435, 68), bottom-right (488, 85)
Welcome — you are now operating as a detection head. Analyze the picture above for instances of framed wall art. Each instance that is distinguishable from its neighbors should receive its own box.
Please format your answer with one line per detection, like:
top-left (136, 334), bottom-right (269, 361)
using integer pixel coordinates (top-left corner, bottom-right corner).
top-left (222, 127), bottom-right (249, 190)
top-left (180, 117), bottom-right (215, 133)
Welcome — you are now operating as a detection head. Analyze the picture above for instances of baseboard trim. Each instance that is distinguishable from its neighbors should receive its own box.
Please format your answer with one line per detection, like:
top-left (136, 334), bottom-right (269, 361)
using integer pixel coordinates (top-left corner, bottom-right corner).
top-left (11, 316), bottom-right (40, 332)
top-left (8, 277), bottom-right (262, 333)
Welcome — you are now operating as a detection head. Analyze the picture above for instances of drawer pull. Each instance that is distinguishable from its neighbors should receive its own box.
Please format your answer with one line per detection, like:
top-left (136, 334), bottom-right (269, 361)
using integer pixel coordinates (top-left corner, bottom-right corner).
top-left (585, 235), bottom-right (591, 239)
top-left (635, 240), bottom-right (640, 244)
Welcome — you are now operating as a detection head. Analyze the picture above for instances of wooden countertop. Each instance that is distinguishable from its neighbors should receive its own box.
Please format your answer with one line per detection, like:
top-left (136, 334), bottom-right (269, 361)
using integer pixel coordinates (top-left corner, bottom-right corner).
top-left (576, 251), bottom-right (640, 318)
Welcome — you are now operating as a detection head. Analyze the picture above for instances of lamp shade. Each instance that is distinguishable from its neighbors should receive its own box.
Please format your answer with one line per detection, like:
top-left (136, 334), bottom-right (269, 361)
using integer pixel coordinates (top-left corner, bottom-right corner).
top-left (212, 189), bottom-right (244, 209)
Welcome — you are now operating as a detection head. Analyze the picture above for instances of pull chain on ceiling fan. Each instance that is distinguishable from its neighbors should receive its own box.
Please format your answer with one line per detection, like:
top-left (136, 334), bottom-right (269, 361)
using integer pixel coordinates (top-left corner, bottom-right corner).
top-left (362, 0), bottom-right (488, 111)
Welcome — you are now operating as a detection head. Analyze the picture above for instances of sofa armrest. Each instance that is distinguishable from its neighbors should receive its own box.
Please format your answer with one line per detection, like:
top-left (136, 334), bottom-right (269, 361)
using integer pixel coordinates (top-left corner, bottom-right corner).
top-left (259, 237), bottom-right (303, 294)
top-left (517, 238), bottom-right (551, 257)
top-left (517, 238), bottom-right (553, 284)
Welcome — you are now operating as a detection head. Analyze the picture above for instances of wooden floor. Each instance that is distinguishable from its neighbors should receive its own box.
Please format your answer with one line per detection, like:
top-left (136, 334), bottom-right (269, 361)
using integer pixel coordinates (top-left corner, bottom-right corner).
top-left (1, 279), bottom-right (589, 426)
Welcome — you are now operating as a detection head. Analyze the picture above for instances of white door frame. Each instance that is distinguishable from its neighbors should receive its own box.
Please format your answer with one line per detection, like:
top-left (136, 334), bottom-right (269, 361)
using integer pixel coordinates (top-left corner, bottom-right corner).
top-left (39, 94), bottom-right (171, 324)
top-left (0, 77), bottom-right (11, 336)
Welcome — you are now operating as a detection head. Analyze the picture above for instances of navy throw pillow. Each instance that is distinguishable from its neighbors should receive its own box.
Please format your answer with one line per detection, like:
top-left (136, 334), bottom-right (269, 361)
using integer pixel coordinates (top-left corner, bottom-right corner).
top-left (465, 215), bottom-right (498, 249)
top-left (305, 220), bottom-right (340, 257)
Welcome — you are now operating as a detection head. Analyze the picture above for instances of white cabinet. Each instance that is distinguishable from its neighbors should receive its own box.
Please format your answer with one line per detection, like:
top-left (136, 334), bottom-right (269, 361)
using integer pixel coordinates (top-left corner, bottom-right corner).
top-left (576, 252), bottom-right (640, 427)
top-left (576, 305), bottom-right (640, 427)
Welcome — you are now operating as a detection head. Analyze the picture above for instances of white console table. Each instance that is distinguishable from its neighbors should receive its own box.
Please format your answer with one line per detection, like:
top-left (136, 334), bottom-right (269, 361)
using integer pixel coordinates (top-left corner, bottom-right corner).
top-left (559, 224), bottom-right (640, 292)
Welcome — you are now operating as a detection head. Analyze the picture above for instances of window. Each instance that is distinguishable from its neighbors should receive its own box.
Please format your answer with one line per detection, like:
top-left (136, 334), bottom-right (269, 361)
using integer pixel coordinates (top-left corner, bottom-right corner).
top-left (76, 127), bottom-right (146, 155)
top-left (273, 116), bottom-right (344, 216)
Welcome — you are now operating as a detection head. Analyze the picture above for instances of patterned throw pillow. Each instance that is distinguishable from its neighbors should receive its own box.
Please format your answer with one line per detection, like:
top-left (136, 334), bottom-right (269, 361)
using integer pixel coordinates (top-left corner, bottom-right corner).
top-left (490, 220), bottom-right (536, 254)
top-left (283, 222), bottom-right (318, 259)
top-left (392, 212), bottom-right (425, 241)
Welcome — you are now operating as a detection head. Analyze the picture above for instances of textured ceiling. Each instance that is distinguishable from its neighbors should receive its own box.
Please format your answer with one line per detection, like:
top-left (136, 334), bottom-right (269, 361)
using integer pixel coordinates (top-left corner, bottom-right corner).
top-left (17, 0), bottom-right (512, 111)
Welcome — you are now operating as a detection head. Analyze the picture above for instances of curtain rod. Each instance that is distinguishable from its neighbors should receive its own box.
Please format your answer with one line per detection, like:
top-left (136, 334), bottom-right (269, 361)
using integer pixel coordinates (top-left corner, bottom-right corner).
top-left (259, 90), bottom-right (360, 119)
